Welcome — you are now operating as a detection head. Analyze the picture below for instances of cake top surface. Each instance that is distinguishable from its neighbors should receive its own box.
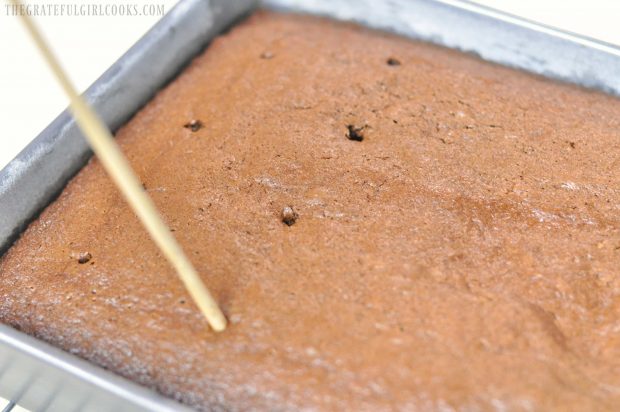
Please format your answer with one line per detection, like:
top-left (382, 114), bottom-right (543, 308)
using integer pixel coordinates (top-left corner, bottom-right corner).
top-left (2, 11), bottom-right (620, 411)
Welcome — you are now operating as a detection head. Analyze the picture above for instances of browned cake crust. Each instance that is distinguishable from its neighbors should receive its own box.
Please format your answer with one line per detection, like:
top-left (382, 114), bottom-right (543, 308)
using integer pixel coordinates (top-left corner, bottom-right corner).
top-left (2, 11), bottom-right (620, 411)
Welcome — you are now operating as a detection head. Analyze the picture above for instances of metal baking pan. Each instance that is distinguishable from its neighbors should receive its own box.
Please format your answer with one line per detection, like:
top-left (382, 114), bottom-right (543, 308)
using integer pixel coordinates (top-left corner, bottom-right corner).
top-left (1, 0), bottom-right (619, 410)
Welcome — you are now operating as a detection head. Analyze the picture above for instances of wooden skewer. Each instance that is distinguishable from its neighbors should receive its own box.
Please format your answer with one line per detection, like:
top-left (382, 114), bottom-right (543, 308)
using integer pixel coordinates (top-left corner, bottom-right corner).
top-left (12, 0), bottom-right (227, 332)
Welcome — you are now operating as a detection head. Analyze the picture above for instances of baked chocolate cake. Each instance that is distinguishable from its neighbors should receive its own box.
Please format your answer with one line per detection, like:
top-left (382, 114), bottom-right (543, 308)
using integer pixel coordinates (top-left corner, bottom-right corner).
top-left (2, 11), bottom-right (620, 411)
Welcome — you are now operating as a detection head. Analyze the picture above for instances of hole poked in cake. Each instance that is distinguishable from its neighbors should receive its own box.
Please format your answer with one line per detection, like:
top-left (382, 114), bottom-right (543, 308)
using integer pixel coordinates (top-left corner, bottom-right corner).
top-left (386, 57), bottom-right (401, 66)
top-left (72, 251), bottom-right (92, 264)
top-left (346, 124), bottom-right (366, 142)
top-left (183, 119), bottom-right (203, 132)
top-left (281, 206), bottom-right (298, 226)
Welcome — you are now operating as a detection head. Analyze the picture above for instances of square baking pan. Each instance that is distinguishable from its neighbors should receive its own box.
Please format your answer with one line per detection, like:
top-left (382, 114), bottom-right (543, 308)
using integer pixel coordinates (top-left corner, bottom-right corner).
top-left (1, 0), bottom-right (619, 410)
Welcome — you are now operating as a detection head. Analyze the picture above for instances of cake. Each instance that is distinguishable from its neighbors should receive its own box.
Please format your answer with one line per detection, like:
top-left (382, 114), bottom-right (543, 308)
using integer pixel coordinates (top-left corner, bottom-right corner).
top-left (2, 11), bottom-right (620, 411)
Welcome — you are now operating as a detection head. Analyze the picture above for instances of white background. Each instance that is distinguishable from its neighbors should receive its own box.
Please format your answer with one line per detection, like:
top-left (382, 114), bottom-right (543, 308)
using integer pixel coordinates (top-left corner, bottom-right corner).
top-left (0, 0), bottom-right (177, 169)
top-left (0, 0), bottom-right (619, 171)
